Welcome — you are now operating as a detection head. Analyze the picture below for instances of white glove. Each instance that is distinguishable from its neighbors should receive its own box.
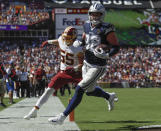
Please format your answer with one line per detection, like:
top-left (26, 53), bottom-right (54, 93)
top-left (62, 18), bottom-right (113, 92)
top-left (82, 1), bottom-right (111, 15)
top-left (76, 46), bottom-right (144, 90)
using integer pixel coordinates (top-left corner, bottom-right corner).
top-left (73, 40), bottom-right (82, 47)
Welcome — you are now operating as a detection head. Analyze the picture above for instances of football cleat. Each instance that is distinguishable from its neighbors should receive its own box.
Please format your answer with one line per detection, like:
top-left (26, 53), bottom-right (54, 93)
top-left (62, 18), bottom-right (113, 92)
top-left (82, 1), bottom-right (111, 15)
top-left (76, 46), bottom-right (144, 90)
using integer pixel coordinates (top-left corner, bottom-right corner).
top-left (48, 113), bottom-right (66, 125)
top-left (107, 92), bottom-right (118, 111)
top-left (24, 108), bottom-right (37, 120)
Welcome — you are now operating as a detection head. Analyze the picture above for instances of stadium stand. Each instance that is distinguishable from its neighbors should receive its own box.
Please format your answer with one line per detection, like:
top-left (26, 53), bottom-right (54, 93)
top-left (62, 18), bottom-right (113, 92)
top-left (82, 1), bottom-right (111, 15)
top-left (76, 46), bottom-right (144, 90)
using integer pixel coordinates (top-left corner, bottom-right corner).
top-left (0, 6), bottom-right (49, 25)
top-left (0, 1), bottom-right (160, 99)
top-left (0, 42), bottom-right (160, 91)
top-left (99, 46), bottom-right (161, 88)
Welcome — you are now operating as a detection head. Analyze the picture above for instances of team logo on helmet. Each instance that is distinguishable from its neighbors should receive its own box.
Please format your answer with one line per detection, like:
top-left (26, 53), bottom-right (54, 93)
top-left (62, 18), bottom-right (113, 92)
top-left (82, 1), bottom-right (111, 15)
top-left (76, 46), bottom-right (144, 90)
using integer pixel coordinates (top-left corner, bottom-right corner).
top-left (62, 26), bottom-right (77, 46)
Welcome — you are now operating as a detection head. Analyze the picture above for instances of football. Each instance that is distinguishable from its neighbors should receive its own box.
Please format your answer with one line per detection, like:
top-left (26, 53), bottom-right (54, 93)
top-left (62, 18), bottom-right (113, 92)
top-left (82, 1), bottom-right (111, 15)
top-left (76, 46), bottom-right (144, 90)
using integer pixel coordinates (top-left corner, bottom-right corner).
top-left (96, 44), bottom-right (110, 53)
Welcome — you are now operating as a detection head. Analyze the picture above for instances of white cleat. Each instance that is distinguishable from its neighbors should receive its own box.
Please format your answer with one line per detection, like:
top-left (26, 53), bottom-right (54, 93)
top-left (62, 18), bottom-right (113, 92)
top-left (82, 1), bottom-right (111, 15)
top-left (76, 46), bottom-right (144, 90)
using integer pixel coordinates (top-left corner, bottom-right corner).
top-left (107, 92), bottom-right (118, 111)
top-left (24, 108), bottom-right (37, 120)
top-left (48, 113), bottom-right (66, 125)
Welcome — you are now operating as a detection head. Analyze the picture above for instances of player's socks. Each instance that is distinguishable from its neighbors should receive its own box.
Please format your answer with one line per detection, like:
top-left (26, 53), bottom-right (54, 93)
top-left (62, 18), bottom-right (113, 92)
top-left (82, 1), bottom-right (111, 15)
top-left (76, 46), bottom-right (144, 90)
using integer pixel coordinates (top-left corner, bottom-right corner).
top-left (35, 87), bottom-right (54, 108)
top-left (63, 86), bottom-right (84, 116)
top-left (35, 106), bottom-right (39, 110)
top-left (86, 86), bottom-right (110, 100)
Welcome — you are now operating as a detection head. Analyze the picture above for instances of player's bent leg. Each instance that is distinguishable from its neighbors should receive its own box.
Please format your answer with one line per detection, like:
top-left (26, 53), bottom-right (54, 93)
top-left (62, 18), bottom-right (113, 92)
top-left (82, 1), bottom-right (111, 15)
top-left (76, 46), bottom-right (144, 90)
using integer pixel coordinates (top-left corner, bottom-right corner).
top-left (24, 88), bottom-right (55, 120)
top-left (48, 86), bottom-right (84, 125)
top-left (86, 86), bottom-right (110, 99)
top-left (63, 85), bottom-right (84, 116)
top-left (86, 86), bottom-right (118, 111)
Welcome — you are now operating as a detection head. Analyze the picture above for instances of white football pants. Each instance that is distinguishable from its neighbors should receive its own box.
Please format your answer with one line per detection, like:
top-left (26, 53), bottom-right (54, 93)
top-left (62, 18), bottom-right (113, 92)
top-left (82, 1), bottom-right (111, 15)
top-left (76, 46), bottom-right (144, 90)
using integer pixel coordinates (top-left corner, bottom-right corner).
top-left (78, 61), bottom-right (106, 92)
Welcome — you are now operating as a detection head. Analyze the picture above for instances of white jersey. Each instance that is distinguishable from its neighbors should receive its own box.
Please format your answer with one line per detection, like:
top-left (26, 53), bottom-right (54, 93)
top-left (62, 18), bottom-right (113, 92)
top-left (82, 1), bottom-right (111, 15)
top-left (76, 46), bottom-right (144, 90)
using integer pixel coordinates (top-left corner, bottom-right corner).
top-left (6, 67), bottom-right (11, 82)
top-left (58, 36), bottom-right (83, 70)
top-left (6, 68), bottom-right (11, 75)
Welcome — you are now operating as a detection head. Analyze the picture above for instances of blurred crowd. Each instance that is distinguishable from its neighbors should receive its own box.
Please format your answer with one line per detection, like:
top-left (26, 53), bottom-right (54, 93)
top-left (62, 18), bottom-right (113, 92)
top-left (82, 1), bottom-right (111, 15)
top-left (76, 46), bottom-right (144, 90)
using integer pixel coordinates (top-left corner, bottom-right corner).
top-left (0, 40), bottom-right (60, 107)
top-left (0, 2), bottom-right (49, 25)
top-left (100, 46), bottom-right (161, 88)
top-left (0, 40), bottom-right (60, 82)
top-left (0, 2), bottom-right (160, 103)
top-left (0, 40), bottom-right (160, 108)
top-left (0, 40), bottom-right (161, 91)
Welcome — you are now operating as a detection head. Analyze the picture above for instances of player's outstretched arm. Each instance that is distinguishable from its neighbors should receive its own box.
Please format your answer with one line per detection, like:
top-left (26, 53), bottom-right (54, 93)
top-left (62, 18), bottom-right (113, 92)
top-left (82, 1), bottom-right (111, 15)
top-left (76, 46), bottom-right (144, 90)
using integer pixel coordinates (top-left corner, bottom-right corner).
top-left (41, 39), bottom-right (59, 48)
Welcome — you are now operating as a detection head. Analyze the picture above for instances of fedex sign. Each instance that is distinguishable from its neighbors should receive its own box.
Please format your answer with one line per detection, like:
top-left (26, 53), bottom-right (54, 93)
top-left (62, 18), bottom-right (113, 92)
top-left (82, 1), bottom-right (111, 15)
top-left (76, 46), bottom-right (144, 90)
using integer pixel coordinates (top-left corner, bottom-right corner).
top-left (62, 18), bottom-right (84, 26)
top-left (55, 13), bottom-right (88, 39)
top-left (55, 14), bottom-right (88, 29)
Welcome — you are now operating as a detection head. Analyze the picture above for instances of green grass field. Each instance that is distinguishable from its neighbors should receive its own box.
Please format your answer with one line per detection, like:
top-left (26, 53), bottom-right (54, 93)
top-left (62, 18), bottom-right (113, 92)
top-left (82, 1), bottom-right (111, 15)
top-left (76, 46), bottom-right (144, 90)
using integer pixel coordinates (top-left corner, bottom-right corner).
top-left (0, 97), bottom-right (24, 111)
top-left (59, 88), bottom-right (161, 131)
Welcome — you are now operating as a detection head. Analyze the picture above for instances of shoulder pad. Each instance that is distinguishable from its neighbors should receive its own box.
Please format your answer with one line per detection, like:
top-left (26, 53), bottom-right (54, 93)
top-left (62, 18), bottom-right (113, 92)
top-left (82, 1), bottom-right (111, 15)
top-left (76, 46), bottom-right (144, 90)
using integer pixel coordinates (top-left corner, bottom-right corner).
top-left (83, 20), bottom-right (90, 27)
top-left (102, 22), bottom-right (115, 34)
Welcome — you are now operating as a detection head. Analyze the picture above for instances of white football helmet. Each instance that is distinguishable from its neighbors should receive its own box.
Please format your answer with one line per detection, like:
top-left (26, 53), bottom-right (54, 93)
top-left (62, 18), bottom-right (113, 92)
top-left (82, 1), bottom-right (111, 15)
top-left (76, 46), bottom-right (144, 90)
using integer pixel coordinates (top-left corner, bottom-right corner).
top-left (88, 2), bottom-right (106, 26)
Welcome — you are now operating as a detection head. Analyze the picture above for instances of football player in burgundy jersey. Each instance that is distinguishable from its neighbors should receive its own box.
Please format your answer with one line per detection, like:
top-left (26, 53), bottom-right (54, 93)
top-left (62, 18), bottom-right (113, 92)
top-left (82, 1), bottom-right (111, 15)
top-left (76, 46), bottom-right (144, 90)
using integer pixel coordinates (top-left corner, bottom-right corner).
top-left (24, 26), bottom-right (84, 120)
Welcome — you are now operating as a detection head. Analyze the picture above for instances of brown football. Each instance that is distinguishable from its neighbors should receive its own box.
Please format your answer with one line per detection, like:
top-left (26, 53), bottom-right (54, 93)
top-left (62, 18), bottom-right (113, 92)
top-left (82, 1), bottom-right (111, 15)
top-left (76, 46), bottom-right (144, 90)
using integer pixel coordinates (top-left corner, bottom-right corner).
top-left (96, 44), bottom-right (110, 53)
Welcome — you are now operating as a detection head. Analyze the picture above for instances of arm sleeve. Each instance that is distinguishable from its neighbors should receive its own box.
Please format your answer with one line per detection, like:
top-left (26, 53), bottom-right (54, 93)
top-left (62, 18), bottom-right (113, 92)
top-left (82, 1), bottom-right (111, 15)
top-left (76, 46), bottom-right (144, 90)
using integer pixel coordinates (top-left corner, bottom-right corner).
top-left (105, 24), bottom-right (120, 56)
top-left (104, 24), bottom-right (115, 35)
top-left (109, 45), bottom-right (120, 57)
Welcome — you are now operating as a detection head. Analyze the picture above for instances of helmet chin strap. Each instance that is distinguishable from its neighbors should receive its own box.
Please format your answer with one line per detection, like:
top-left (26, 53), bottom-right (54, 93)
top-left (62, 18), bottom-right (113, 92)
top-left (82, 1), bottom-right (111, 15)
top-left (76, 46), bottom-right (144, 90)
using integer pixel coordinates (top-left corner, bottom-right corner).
top-left (91, 20), bottom-right (102, 27)
top-left (92, 21), bottom-right (100, 26)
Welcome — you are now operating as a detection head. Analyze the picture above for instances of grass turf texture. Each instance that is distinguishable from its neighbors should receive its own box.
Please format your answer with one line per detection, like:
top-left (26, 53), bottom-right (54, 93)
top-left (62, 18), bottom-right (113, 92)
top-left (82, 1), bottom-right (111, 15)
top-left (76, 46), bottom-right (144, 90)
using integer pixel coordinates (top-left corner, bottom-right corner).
top-left (0, 97), bottom-right (24, 111)
top-left (58, 88), bottom-right (161, 131)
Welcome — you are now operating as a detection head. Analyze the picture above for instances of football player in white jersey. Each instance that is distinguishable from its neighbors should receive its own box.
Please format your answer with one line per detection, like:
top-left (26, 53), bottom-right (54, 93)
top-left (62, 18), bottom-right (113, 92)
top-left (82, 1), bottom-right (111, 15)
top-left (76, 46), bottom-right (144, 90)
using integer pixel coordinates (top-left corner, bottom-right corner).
top-left (24, 26), bottom-right (84, 120)
top-left (49, 2), bottom-right (120, 125)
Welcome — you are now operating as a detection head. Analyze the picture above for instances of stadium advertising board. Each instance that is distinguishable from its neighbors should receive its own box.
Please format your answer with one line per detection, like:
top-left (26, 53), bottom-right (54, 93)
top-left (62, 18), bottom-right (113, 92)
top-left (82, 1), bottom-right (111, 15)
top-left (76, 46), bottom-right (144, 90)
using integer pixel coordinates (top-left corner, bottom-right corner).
top-left (54, 8), bottom-right (161, 46)
top-left (0, 25), bottom-right (28, 30)
top-left (45, 0), bottom-right (160, 9)
top-left (55, 8), bottom-right (88, 39)
top-left (106, 9), bottom-right (161, 46)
